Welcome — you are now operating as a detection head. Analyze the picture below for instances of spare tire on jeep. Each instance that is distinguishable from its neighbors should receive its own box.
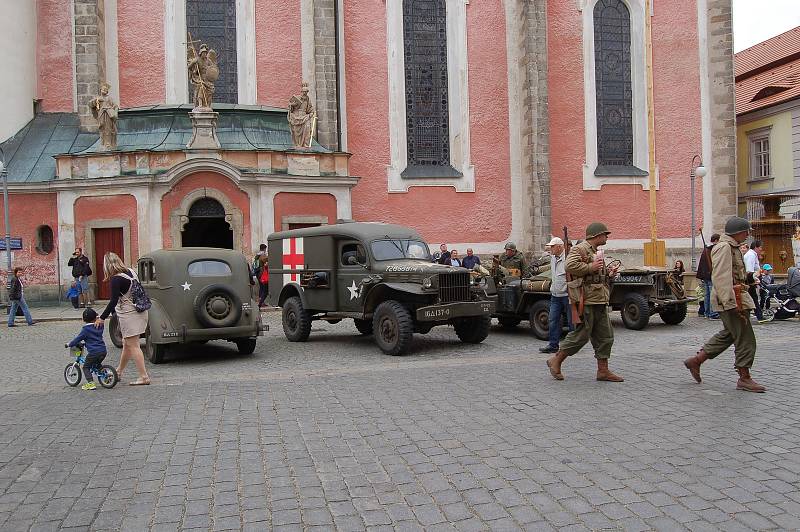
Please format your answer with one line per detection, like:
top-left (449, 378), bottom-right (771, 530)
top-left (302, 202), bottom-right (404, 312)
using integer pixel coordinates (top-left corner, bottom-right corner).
top-left (193, 284), bottom-right (242, 328)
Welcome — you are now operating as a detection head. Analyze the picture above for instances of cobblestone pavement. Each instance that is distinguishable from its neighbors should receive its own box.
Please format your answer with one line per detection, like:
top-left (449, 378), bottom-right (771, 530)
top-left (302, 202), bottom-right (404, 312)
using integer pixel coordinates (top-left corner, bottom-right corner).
top-left (1, 313), bottom-right (799, 531)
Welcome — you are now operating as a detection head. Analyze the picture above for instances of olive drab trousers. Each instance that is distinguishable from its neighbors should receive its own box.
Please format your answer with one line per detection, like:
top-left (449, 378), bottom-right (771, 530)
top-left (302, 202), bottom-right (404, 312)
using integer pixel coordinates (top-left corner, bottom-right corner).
top-left (702, 309), bottom-right (757, 368)
top-left (558, 304), bottom-right (614, 359)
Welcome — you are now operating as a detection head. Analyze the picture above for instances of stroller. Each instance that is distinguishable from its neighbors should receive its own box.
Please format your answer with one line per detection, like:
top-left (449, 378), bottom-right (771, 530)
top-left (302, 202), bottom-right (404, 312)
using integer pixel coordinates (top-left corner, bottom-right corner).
top-left (761, 266), bottom-right (800, 321)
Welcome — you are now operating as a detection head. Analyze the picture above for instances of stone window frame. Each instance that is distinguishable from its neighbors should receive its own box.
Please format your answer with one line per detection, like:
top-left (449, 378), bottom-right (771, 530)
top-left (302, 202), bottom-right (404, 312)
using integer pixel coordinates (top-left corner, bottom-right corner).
top-left (169, 187), bottom-right (245, 252)
top-left (386, 0), bottom-right (475, 192)
top-left (35, 225), bottom-right (55, 256)
top-left (578, 0), bottom-right (654, 190)
top-left (281, 215), bottom-right (329, 231)
top-left (165, 0), bottom-right (257, 105)
top-left (747, 126), bottom-right (772, 182)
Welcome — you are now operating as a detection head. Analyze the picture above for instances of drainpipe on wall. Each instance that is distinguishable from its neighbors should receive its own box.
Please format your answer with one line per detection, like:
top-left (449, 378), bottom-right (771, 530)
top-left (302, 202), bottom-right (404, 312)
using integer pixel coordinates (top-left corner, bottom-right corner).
top-left (333, 0), bottom-right (342, 152)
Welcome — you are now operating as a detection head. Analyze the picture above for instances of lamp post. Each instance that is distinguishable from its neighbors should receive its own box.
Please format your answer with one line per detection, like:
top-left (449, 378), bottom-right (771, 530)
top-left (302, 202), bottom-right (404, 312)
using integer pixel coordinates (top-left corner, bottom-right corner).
top-left (690, 155), bottom-right (707, 271)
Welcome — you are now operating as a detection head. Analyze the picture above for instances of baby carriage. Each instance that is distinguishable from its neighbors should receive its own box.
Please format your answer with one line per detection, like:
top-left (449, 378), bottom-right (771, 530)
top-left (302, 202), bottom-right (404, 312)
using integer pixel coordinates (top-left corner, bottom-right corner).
top-left (761, 266), bottom-right (800, 321)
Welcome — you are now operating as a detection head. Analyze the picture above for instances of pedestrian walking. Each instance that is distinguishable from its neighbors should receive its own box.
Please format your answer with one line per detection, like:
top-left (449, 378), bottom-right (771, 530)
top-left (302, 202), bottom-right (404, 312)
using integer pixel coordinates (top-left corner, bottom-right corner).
top-left (696, 233), bottom-right (721, 319)
top-left (539, 237), bottom-right (572, 354)
top-left (683, 216), bottom-right (765, 392)
top-left (7, 267), bottom-right (36, 327)
top-left (545, 223), bottom-right (623, 382)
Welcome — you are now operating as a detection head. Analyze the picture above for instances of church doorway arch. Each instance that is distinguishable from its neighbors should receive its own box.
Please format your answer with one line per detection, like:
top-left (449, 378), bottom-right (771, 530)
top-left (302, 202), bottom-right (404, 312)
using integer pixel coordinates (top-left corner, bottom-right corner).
top-left (181, 197), bottom-right (234, 249)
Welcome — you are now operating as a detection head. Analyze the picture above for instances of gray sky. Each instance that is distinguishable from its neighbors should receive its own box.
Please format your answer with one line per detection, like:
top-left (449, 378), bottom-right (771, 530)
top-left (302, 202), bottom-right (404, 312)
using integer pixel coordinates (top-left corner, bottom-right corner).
top-left (733, 0), bottom-right (800, 52)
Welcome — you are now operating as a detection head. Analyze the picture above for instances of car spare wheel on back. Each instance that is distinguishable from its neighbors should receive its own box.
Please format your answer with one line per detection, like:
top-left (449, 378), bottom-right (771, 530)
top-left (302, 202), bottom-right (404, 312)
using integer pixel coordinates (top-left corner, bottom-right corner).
top-left (193, 284), bottom-right (242, 328)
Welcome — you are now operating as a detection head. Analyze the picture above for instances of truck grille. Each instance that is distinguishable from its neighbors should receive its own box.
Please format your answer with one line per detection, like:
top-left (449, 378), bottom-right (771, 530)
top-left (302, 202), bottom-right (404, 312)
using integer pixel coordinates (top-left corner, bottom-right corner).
top-left (438, 272), bottom-right (471, 303)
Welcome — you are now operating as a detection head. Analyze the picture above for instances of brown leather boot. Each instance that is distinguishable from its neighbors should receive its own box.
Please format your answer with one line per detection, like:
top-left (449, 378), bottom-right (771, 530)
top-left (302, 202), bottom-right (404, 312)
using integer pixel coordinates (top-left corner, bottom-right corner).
top-left (683, 349), bottom-right (709, 383)
top-left (596, 358), bottom-right (624, 382)
top-left (546, 351), bottom-right (568, 380)
top-left (736, 367), bottom-right (766, 393)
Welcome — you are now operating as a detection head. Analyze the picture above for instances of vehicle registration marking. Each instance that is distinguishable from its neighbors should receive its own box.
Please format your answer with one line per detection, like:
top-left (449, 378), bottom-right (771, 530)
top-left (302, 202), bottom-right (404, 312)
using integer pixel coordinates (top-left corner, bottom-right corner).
top-left (424, 308), bottom-right (450, 318)
top-left (162, 332), bottom-right (180, 338)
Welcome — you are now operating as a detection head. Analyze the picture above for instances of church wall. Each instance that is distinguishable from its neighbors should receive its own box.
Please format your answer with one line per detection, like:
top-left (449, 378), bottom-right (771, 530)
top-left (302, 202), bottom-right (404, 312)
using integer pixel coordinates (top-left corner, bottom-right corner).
top-left (117, 0), bottom-right (165, 107)
top-left (255, 0), bottom-right (303, 108)
top-left (273, 192), bottom-right (338, 230)
top-left (73, 194), bottom-right (139, 262)
top-left (160, 172), bottom-right (252, 250)
top-left (0, 194), bottom-right (60, 301)
top-left (37, 0), bottom-right (75, 113)
top-left (0, 0), bottom-right (37, 142)
top-left (343, 0), bottom-right (512, 245)
top-left (548, 0), bottom-right (703, 241)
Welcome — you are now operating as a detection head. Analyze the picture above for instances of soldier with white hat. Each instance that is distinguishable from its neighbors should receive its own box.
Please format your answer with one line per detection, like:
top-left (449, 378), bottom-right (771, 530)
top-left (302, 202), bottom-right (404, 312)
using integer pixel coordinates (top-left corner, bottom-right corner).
top-left (540, 237), bottom-right (573, 354)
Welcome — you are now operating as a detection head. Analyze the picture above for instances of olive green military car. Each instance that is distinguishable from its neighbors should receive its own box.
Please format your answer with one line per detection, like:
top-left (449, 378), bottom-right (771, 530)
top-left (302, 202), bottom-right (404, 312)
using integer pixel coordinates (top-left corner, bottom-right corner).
top-left (268, 222), bottom-right (495, 355)
top-left (118, 248), bottom-right (265, 363)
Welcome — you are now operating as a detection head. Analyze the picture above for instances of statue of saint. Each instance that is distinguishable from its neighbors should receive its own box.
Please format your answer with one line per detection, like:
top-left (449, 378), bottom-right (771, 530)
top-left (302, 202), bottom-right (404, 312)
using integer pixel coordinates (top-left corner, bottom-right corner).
top-left (90, 82), bottom-right (118, 150)
top-left (288, 82), bottom-right (316, 149)
top-left (187, 43), bottom-right (219, 109)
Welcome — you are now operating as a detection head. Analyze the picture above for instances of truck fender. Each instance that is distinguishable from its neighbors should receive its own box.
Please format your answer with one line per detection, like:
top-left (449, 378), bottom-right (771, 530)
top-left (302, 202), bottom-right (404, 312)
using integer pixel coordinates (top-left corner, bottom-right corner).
top-left (277, 283), bottom-right (309, 309)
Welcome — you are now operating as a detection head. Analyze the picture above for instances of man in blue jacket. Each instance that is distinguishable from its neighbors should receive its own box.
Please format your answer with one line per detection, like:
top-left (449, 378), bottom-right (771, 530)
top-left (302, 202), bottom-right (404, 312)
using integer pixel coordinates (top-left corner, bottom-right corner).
top-left (68, 308), bottom-right (108, 390)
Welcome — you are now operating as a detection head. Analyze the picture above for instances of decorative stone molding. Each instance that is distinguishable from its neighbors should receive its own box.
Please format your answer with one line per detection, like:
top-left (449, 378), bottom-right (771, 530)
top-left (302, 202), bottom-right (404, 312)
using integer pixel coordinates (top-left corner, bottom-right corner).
top-left (169, 186), bottom-right (245, 251)
top-left (281, 215), bottom-right (329, 230)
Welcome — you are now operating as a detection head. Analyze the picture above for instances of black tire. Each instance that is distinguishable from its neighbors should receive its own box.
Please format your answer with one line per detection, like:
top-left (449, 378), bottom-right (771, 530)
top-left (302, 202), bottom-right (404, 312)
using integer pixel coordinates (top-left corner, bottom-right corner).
top-left (528, 299), bottom-right (550, 340)
top-left (372, 301), bottom-right (414, 356)
top-left (108, 314), bottom-right (123, 348)
top-left (97, 365), bottom-right (118, 388)
top-left (282, 296), bottom-right (312, 342)
top-left (498, 316), bottom-right (522, 329)
top-left (193, 284), bottom-right (242, 328)
top-left (64, 363), bottom-right (82, 387)
top-left (621, 293), bottom-right (651, 330)
top-left (145, 328), bottom-right (167, 364)
top-left (454, 316), bottom-right (491, 344)
top-left (354, 318), bottom-right (374, 335)
top-left (658, 302), bottom-right (688, 325)
top-left (235, 338), bottom-right (257, 355)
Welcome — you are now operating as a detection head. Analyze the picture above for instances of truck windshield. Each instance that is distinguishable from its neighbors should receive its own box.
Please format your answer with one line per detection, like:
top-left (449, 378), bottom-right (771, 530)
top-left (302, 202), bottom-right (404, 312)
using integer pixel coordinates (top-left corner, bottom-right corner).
top-left (371, 239), bottom-right (431, 261)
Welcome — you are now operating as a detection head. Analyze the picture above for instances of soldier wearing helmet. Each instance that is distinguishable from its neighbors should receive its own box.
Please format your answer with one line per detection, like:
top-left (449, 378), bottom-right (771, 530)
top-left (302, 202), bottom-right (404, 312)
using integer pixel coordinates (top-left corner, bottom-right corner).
top-left (545, 222), bottom-right (624, 383)
top-left (498, 241), bottom-right (527, 276)
top-left (684, 216), bottom-right (765, 392)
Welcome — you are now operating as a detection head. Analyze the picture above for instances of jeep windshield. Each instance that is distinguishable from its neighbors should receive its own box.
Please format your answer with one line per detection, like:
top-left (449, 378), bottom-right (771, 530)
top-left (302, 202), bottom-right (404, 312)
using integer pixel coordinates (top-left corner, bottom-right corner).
top-left (371, 239), bottom-right (431, 261)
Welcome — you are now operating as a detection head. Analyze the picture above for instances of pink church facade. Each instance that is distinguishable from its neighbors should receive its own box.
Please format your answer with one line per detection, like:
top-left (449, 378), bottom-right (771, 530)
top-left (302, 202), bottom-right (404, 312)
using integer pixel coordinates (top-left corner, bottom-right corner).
top-left (1, 0), bottom-right (737, 301)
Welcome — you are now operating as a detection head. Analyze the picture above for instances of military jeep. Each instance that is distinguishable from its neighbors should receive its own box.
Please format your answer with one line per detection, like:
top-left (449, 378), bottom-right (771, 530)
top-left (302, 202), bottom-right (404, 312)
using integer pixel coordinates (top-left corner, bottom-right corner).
top-left (610, 268), bottom-right (691, 330)
top-left (268, 222), bottom-right (495, 355)
top-left (491, 260), bottom-right (554, 340)
top-left (119, 248), bottom-right (265, 363)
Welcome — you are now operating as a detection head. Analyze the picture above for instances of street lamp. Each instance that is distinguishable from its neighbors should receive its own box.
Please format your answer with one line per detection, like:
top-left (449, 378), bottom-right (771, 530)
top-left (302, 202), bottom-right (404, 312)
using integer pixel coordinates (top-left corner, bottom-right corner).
top-left (690, 155), bottom-right (707, 271)
top-left (1, 147), bottom-right (11, 294)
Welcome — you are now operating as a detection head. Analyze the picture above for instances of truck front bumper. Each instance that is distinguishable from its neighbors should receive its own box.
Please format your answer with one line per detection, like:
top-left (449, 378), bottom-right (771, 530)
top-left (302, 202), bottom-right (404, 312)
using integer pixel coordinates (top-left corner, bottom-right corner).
top-left (416, 301), bottom-right (495, 322)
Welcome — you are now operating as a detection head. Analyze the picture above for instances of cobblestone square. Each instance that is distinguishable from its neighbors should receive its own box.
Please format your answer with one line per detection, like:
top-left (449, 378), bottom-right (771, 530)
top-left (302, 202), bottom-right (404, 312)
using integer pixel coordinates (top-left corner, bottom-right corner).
top-left (0, 313), bottom-right (798, 531)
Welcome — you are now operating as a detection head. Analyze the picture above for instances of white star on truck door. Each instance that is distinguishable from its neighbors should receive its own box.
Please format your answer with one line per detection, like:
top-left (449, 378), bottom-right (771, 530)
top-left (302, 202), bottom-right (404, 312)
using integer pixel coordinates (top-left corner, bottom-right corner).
top-left (347, 281), bottom-right (361, 300)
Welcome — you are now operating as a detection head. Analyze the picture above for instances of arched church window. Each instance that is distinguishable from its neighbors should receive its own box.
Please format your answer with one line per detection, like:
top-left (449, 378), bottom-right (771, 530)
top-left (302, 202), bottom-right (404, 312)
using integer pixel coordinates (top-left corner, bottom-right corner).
top-left (402, 0), bottom-right (452, 171)
top-left (188, 197), bottom-right (226, 218)
top-left (35, 225), bottom-right (54, 255)
top-left (594, 0), bottom-right (634, 171)
top-left (186, 0), bottom-right (238, 104)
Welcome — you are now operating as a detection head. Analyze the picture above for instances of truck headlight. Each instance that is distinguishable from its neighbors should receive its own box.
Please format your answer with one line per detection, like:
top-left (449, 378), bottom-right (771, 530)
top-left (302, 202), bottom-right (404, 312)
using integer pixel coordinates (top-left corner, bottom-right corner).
top-left (423, 277), bottom-right (433, 289)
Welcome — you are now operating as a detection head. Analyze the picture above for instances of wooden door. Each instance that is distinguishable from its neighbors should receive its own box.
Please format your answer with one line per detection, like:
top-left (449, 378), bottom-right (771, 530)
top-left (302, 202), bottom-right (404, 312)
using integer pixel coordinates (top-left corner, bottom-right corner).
top-left (93, 228), bottom-right (124, 300)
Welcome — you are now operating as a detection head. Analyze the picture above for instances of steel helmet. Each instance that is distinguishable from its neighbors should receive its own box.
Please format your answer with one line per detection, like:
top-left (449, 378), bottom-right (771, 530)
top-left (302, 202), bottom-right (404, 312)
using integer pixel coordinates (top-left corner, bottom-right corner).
top-left (504, 242), bottom-right (517, 250)
top-left (724, 216), bottom-right (751, 236)
top-left (586, 222), bottom-right (611, 239)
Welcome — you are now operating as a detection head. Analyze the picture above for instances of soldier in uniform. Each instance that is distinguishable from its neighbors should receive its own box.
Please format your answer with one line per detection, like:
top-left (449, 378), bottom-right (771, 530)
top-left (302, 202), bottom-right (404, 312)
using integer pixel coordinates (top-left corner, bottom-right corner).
top-left (545, 222), bottom-right (624, 382)
top-left (683, 216), bottom-right (765, 392)
top-left (499, 242), bottom-right (527, 276)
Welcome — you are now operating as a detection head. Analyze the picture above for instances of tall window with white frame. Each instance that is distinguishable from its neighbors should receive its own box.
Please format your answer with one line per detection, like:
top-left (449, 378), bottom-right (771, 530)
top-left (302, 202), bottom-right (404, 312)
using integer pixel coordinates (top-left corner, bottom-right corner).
top-left (186, 0), bottom-right (238, 104)
top-left (401, 0), bottom-right (460, 178)
top-left (593, 0), bottom-right (645, 176)
top-left (751, 135), bottom-right (771, 180)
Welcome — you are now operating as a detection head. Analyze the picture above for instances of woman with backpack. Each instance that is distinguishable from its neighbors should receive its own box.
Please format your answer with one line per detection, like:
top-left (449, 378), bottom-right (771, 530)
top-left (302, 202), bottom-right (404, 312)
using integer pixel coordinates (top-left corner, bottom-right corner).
top-left (95, 252), bottom-right (151, 386)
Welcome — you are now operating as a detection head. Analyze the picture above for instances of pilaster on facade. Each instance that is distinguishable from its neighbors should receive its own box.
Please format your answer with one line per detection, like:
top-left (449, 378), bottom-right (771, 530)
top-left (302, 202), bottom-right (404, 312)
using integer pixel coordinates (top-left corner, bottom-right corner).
top-left (312, 0), bottom-right (340, 150)
top-left (74, 0), bottom-right (107, 130)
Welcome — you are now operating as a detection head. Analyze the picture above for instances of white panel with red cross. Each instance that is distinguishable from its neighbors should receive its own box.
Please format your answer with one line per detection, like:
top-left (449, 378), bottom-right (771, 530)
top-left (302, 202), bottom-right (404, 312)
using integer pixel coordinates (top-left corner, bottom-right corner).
top-left (282, 237), bottom-right (305, 286)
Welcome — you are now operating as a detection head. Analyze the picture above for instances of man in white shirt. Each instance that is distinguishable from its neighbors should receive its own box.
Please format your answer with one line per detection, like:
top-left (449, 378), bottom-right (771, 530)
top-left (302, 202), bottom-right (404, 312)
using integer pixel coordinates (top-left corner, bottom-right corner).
top-left (743, 240), bottom-right (763, 321)
top-left (539, 237), bottom-right (573, 354)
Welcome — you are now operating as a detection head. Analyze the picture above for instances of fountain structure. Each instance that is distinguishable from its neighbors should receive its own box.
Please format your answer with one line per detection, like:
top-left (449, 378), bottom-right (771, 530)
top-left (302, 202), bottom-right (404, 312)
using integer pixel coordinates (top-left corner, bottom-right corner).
top-left (745, 193), bottom-right (800, 274)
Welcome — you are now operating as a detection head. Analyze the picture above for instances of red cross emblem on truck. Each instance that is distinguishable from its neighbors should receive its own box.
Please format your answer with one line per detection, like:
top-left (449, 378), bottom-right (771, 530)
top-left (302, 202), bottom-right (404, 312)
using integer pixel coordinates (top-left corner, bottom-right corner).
top-left (282, 237), bottom-right (305, 284)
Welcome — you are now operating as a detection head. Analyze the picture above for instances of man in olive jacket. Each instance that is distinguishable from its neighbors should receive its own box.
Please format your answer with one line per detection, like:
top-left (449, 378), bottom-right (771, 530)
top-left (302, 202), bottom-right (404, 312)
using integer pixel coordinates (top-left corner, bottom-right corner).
top-left (545, 222), bottom-right (623, 382)
top-left (684, 216), bottom-right (764, 392)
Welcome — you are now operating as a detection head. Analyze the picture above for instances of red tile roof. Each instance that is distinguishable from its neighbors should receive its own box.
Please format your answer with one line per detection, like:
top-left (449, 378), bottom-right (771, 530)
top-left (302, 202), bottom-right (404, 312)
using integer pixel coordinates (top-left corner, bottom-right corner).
top-left (735, 26), bottom-right (800, 115)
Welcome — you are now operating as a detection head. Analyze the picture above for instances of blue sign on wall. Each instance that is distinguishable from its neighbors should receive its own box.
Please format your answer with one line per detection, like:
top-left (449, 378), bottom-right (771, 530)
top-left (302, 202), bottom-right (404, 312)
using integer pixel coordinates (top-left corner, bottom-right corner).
top-left (0, 238), bottom-right (22, 251)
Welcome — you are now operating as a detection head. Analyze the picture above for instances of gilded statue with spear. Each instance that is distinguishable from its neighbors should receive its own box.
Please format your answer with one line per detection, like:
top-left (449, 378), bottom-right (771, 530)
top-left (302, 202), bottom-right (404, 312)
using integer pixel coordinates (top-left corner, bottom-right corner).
top-left (187, 34), bottom-right (219, 110)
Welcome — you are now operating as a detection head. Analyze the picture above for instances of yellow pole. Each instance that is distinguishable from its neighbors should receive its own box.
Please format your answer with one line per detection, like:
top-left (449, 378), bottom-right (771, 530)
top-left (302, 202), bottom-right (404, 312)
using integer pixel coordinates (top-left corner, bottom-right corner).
top-left (643, 0), bottom-right (665, 266)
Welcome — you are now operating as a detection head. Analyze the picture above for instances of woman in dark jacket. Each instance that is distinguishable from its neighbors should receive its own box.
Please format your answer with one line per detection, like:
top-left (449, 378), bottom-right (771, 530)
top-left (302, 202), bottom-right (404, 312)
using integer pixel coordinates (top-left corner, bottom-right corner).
top-left (7, 267), bottom-right (35, 327)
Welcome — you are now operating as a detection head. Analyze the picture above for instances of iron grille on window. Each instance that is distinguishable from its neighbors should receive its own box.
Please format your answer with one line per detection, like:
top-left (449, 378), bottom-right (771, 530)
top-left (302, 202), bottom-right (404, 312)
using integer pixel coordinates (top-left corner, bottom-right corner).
top-left (403, 0), bottom-right (450, 168)
top-left (187, 0), bottom-right (237, 104)
top-left (594, 0), bottom-right (633, 168)
top-left (188, 198), bottom-right (226, 218)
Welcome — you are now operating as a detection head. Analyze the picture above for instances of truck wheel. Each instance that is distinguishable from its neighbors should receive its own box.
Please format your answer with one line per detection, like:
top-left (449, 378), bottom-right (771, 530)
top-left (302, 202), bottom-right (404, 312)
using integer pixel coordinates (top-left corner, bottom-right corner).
top-left (372, 301), bottom-right (413, 356)
top-left (282, 297), bottom-right (312, 342)
top-left (235, 338), bottom-right (257, 355)
top-left (498, 316), bottom-right (522, 329)
top-left (145, 328), bottom-right (167, 364)
top-left (108, 314), bottom-right (123, 348)
top-left (454, 316), bottom-right (491, 344)
top-left (529, 300), bottom-right (550, 340)
top-left (621, 293), bottom-right (651, 330)
top-left (353, 318), bottom-right (374, 335)
top-left (658, 302), bottom-right (688, 325)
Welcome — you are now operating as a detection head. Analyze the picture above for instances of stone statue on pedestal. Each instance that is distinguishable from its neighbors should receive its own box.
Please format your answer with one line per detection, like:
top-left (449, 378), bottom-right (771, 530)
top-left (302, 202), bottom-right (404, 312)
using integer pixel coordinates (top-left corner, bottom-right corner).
top-left (187, 43), bottom-right (219, 110)
top-left (288, 82), bottom-right (316, 149)
top-left (90, 82), bottom-right (118, 150)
